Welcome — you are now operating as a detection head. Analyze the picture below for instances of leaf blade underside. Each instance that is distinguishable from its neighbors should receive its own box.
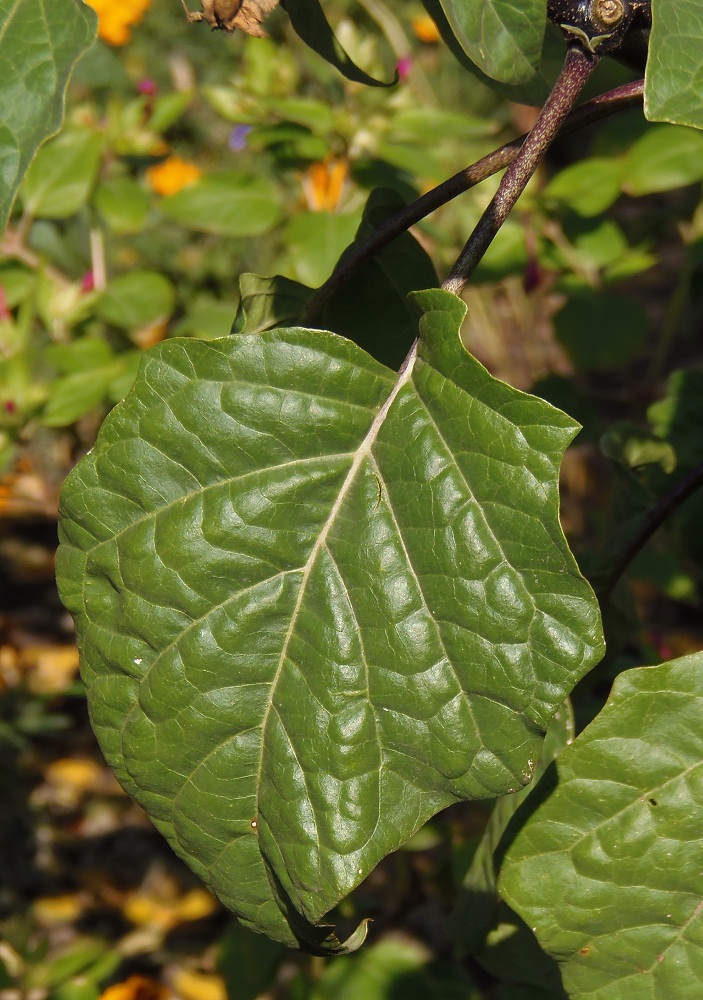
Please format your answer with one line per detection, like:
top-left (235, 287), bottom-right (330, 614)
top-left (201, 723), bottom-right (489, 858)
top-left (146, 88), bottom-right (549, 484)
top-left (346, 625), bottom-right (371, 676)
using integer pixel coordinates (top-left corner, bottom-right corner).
top-left (57, 290), bottom-right (603, 949)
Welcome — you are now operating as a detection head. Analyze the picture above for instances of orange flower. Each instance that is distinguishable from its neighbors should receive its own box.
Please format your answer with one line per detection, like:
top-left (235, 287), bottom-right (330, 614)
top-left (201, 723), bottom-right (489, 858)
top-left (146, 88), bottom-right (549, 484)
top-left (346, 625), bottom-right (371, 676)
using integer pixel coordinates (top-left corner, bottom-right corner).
top-left (146, 157), bottom-right (202, 196)
top-left (411, 14), bottom-right (442, 44)
top-left (85, 0), bottom-right (152, 46)
top-left (302, 156), bottom-right (348, 212)
top-left (100, 975), bottom-right (166, 1000)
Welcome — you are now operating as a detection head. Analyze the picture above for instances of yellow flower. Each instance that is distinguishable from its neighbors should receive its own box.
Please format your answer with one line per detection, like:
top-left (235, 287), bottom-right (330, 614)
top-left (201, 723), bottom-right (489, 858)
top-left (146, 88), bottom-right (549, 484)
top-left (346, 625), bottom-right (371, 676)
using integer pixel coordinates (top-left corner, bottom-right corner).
top-left (85, 0), bottom-right (152, 47)
top-left (302, 156), bottom-right (348, 212)
top-left (146, 157), bottom-right (203, 196)
top-left (411, 14), bottom-right (442, 44)
top-left (100, 975), bottom-right (166, 1000)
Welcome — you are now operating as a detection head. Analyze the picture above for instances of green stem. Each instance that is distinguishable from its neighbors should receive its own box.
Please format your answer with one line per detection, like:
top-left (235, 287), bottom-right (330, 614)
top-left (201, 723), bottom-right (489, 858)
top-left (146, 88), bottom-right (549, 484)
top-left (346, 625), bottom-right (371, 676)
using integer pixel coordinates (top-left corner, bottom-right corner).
top-left (301, 78), bottom-right (642, 325)
top-left (443, 46), bottom-right (600, 296)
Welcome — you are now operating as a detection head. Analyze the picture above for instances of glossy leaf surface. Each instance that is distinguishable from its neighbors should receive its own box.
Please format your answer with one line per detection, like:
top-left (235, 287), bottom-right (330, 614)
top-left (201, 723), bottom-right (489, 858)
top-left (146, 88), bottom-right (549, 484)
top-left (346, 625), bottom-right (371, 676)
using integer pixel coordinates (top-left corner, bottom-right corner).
top-left (57, 290), bottom-right (603, 948)
top-left (436, 0), bottom-right (547, 85)
top-left (500, 654), bottom-right (703, 998)
top-left (0, 0), bottom-right (96, 229)
top-left (645, 0), bottom-right (703, 130)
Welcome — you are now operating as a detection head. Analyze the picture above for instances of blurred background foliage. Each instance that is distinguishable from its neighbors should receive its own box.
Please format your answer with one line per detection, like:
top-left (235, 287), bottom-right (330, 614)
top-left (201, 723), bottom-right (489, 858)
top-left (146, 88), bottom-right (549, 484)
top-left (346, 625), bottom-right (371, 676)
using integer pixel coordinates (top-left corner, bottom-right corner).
top-left (3, 0), bottom-right (703, 997)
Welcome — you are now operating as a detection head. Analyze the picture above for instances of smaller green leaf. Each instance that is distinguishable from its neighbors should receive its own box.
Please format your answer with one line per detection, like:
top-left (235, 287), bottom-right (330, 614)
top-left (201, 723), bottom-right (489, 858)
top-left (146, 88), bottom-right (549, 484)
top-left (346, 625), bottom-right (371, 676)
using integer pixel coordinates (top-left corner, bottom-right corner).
top-left (96, 272), bottom-right (175, 330)
top-left (160, 172), bottom-right (283, 236)
top-left (218, 922), bottom-right (285, 1000)
top-left (0, 268), bottom-right (35, 308)
top-left (21, 129), bottom-right (102, 219)
top-left (647, 369), bottom-right (703, 472)
top-left (600, 422), bottom-right (677, 474)
top-left (27, 940), bottom-right (108, 990)
top-left (555, 295), bottom-right (648, 371)
top-left (316, 188), bottom-right (438, 369)
top-left (283, 211), bottom-right (361, 287)
top-left (233, 273), bottom-right (313, 335)
top-left (283, 0), bottom-right (395, 87)
top-left (645, 0), bottom-right (703, 131)
top-left (310, 937), bottom-right (481, 1000)
top-left (149, 91), bottom-right (192, 133)
top-left (622, 124), bottom-right (703, 195)
top-left (543, 159), bottom-right (622, 217)
top-left (435, 0), bottom-right (547, 85)
top-left (499, 654), bottom-right (703, 1000)
top-left (94, 177), bottom-right (150, 234)
top-left (46, 337), bottom-right (114, 374)
top-left (43, 367), bottom-right (115, 427)
top-left (0, 0), bottom-right (97, 229)
top-left (175, 297), bottom-right (241, 340)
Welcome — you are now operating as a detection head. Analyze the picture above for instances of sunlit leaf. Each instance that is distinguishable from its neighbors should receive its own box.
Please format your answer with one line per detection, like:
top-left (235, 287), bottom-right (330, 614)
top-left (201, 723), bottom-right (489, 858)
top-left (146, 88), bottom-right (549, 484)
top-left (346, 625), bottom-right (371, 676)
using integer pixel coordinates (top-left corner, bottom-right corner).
top-left (57, 290), bottom-right (603, 948)
top-left (435, 0), bottom-right (547, 85)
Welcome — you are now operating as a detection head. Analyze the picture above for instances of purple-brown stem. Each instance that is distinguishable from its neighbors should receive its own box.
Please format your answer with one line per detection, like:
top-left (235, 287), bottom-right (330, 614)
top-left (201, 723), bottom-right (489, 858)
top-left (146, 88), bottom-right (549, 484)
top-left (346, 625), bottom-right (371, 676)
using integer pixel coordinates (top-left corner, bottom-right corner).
top-left (443, 45), bottom-right (601, 297)
top-left (301, 77), bottom-right (642, 325)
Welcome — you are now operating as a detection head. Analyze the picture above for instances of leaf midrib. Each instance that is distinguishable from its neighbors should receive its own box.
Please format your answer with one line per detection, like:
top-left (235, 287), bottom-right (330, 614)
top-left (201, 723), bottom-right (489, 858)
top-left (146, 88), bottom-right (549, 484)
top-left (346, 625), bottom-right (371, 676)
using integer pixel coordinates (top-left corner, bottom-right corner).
top-left (252, 342), bottom-right (420, 827)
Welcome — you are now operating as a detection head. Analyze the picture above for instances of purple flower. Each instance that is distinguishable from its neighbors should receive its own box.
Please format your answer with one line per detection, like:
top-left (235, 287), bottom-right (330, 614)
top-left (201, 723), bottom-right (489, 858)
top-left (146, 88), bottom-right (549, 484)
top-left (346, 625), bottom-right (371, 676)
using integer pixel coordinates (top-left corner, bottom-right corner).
top-left (229, 125), bottom-right (253, 152)
top-left (138, 78), bottom-right (158, 97)
top-left (396, 55), bottom-right (412, 81)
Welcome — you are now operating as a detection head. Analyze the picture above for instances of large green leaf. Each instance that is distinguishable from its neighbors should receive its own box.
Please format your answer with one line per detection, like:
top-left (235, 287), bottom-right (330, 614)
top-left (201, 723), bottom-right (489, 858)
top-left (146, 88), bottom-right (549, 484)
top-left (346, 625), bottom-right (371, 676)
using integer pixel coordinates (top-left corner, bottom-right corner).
top-left (0, 0), bottom-right (96, 230)
top-left (645, 0), bottom-right (703, 130)
top-left (436, 0), bottom-right (547, 85)
top-left (499, 654), bottom-right (703, 999)
top-left (57, 290), bottom-right (603, 949)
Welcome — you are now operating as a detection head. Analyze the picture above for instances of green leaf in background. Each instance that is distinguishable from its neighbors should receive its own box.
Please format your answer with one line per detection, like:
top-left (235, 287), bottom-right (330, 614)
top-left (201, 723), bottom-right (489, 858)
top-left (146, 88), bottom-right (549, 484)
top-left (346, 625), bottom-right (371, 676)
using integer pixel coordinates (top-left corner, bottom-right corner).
top-left (57, 290), bottom-right (603, 948)
top-left (600, 421), bottom-right (677, 474)
top-left (645, 0), bottom-right (703, 131)
top-left (499, 654), bottom-right (703, 999)
top-left (160, 172), bottom-right (283, 237)
top-left (218, 922), bottom-right (285, 1000)
top-left (233, 273), bottom-right (313, 335)
top-left (555, 295), bottom-right (649, 371)
top-left (20, 128), bottom-right (102, 219)
top-left (436, 0), bottom-right (547, 85)
top-left (94, 177), bottom-right (150, 235)
top-left (96, 271), bottom-right (176, 330)
top-left (284, 211), bottom-right (361, 287)
top-left (43, 338), bottom-right (141, 427)
top-left (542, 159), bottom-right (623, 218)
top-left (283, 0), bottom-right (395, 87)
top-left (316, 188), bottom-right (439, 370)
top-left (309, 937), bottom-right (481, 1000)
top-left (621, 124), bottom-right (703, 196)
top-left (647, 369), bottom-right (703, 471)
top-left (0, 0), bottom-right (96, 230)
top-left (175, 296), bottom-right (242, 340)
